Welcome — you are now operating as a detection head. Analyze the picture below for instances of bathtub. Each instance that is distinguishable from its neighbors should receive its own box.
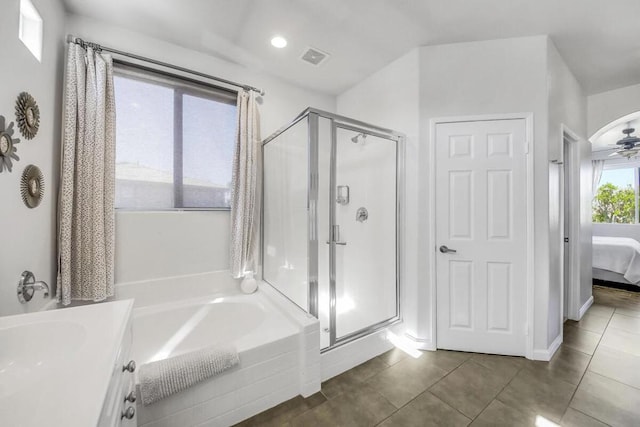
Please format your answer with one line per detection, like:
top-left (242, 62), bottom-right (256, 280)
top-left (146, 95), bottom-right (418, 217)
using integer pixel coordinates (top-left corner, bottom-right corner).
top-left (115, 271), bottom-right (320, 427)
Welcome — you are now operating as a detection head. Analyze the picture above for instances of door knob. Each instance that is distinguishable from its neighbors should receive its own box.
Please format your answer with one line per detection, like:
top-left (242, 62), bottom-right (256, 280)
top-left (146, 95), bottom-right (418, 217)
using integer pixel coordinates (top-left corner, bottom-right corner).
top-left (123, 360), bottom-right (136, 373)
top-left (439, 245), bottom-right (457, 254)
top-left (121, 406), bottom-right (135, 420)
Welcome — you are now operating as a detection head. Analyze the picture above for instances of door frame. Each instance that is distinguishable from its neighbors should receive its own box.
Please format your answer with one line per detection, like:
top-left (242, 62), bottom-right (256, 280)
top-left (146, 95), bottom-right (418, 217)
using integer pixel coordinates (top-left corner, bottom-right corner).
top-left (428, 113), bottom-right (535, 359)
top-left (560, 124), bottom-right (581, 324)
top-left (327, 120), bottom-right (404, 349)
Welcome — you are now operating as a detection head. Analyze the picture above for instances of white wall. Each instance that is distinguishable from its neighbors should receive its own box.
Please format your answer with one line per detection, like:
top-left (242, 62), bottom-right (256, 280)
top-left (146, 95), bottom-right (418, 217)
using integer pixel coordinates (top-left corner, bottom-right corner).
top-left (65, 14), bottom-right (336, 284)
top-left (114, 211), bottom-right (230, 283)
top-left (546, 40), bottom-right (589, 345)
top-left (337, 49), bottom-right (421, 342)
top-left (339, 36), bottom-right (572, 355)
top-left (0, 0), bottom-right (66, 316)
top-left (419, 36), bottom-right (551, 352)
top-left (588, 82), bottom-right (640, 138)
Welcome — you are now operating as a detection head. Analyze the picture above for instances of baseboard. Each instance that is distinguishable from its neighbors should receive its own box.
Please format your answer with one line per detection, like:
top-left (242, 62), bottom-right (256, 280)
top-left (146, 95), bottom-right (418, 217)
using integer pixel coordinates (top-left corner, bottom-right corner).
top-left (578, 296), bottom-right (594, 320)
top-left (320, 329), bottom-right (392, 381)
top-left (404, 333), bottom-right (436, 351)
top-left (532, 334), bottom-right (562, 361)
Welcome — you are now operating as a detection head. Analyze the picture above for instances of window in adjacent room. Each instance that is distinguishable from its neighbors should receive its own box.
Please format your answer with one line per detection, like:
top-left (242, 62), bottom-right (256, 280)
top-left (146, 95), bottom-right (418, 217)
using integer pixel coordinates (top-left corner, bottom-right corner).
top-left (592, 165), bottom-right (639, 224)
top-left (114, 64), bottom-right (237, 209)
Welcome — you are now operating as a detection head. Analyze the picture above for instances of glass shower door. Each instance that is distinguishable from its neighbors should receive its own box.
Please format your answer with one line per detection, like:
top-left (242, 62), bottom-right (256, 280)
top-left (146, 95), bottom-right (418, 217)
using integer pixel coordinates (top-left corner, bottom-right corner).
top-left (329, 124), bottom-right (399, 344)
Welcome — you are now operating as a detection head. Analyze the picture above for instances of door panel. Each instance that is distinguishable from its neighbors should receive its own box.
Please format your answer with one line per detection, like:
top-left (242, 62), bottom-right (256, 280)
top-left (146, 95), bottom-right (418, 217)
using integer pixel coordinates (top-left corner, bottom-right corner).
top-left (436, 119), bottom-right (527, 356)
top-left (487, 262), bottom-right (511, 331)
top-left (449, 260), bottom-right (473, 329)
top-left (487, 170), bottom-right (512, 239)
top-left (449, 171), bottom-right (474, 239)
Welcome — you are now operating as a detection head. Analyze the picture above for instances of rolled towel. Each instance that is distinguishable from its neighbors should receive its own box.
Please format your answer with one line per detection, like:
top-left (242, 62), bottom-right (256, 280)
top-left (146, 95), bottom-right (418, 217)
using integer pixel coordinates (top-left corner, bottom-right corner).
top-left (139, 345), bottom-right (239, 405)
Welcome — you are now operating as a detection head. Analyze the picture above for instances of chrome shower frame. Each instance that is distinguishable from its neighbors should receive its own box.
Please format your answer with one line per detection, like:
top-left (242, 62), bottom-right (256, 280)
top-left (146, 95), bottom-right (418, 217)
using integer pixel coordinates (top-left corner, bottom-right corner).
top-left (261, 107), bottom-right (405, 351)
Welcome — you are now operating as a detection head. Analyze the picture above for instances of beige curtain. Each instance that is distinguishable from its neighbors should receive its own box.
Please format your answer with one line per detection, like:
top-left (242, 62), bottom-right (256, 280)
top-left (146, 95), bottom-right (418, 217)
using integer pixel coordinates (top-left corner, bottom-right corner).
top-left (230, 90), bottom-right (261, 278)
top-left (592, 159), bottom-right (605, 198)
top-left (57, 43), bottom-right (116, 305)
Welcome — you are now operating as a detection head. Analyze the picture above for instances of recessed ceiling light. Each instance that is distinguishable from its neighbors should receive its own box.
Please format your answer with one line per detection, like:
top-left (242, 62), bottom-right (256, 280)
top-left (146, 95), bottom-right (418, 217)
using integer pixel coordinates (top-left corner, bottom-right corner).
top-left (271, 36), bottom-right (287, 49)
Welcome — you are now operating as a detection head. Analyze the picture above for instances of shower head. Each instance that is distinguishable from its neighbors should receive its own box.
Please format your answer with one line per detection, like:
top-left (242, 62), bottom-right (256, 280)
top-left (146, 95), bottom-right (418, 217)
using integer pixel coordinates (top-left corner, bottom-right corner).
top-left (351, 133), bottom-right (367, 144)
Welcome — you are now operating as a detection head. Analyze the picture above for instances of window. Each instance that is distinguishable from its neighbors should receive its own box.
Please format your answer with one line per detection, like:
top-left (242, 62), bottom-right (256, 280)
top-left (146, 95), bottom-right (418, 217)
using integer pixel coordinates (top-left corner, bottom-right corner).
top-left (593, 166), bottom-right (639, 223)
top-left (114, 64), bottom-right (237, 209)
top-left (19, 0), bottom-right (43, 62)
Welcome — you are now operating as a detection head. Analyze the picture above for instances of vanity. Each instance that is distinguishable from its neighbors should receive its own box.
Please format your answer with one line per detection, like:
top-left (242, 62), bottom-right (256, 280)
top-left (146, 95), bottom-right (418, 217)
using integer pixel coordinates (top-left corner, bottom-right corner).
top-left (0, 299), bottom-right (136, 427)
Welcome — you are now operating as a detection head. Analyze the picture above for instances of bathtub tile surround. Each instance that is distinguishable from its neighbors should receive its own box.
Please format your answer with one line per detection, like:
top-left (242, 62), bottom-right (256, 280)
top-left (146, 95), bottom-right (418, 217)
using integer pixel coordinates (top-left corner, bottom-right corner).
top-left (117, 274), bottom-right (320, 426)
top-left (237, 286), bottom-right (640, 426)
top-left (138, 345), bottom-right (240, 405)
top-left (115, 271), bottom-right (240, 309)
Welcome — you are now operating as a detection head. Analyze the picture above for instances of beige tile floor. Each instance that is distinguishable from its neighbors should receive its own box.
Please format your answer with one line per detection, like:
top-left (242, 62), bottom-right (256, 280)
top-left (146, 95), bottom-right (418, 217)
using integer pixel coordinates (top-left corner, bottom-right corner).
top-left (236, 285), bottom-right (640, 426)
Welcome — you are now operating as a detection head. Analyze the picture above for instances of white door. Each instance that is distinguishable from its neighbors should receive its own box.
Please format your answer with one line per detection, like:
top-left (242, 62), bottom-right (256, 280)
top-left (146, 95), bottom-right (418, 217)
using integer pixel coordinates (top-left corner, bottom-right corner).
top-left (435, 119), bottom-right (528, 356)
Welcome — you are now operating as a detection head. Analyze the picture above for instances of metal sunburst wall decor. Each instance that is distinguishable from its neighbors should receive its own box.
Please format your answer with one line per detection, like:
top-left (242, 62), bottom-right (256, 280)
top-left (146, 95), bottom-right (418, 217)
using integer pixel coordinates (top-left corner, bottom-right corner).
top-left (15, 92), bottom-right (40, 140)
top-left (0, 115), bottom-right (20, 173)
top-left (20, 164), bottom-right (45, 208)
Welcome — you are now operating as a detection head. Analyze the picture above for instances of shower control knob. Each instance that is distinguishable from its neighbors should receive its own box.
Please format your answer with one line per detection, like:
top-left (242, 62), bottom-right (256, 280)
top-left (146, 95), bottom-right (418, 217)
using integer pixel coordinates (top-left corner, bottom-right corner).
top-left (121, 406), bottom-right (135, 420)
top-left (124, 391), bottom-right (136, 403)
top-left (123, 360), bottom-right (136, 373)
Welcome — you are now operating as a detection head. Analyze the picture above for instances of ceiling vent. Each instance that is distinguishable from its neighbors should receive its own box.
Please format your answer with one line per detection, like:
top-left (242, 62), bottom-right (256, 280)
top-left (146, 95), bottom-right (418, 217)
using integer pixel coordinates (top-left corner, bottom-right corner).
top-left (300, 47), bottom-right (330, 66)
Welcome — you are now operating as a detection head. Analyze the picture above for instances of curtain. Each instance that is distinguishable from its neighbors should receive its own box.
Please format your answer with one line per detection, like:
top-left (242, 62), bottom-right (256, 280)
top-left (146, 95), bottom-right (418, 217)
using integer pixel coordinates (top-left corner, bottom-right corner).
top-left (592, 159), bottom-right (605, 198)
top-left (57, 44), bottom-right (116, 305)
top-left (230, 90), bottom-right (261, 278)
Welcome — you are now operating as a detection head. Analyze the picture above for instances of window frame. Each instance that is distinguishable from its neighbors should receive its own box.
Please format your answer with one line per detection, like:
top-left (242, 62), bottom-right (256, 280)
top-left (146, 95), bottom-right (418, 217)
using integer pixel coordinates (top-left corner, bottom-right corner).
top-left (113, 60), bottom-right (238, 212)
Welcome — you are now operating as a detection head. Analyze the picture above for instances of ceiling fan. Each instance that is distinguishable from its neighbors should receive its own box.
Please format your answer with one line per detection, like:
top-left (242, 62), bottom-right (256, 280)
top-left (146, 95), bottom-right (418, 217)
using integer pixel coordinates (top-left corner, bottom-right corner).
top-left (596, 127), bottom-right (640, 159)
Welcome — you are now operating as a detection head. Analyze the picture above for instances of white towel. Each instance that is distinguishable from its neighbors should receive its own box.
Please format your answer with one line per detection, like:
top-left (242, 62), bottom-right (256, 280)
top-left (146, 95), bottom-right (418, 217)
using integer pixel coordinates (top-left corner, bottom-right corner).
top-left (139, 345), bottom-right (239, 405)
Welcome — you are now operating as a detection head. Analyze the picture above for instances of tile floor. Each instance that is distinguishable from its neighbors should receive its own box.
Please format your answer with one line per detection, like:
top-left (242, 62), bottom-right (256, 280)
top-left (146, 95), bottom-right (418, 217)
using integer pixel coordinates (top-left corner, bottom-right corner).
top-left (236, 285), bottom-right (640, 426)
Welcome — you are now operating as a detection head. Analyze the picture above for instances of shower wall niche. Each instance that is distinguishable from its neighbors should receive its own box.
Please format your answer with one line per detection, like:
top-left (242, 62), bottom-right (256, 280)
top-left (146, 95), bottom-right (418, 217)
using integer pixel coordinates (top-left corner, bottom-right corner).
top-left (263, 108), bottom-right (403, 350)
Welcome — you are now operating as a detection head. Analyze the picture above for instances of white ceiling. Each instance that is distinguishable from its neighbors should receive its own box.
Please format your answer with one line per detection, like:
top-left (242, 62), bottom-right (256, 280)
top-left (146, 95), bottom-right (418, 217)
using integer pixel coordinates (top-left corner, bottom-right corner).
top-left (62, 0), bottom-right (640, 96)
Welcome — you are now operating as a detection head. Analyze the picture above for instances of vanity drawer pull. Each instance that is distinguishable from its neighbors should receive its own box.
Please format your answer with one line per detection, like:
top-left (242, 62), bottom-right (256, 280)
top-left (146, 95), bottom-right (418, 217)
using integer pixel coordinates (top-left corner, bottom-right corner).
top-left (121, 406), bottom-right (135, 420)
top-left (122, 360), bottom-right (136, 373)
top-left (124, 391), bottom-right (136, 403)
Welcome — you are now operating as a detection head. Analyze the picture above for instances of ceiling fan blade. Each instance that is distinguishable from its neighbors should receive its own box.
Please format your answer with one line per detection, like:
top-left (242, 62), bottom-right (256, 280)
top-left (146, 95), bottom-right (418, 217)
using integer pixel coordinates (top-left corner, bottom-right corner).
top-left (593, 146), bottom-right (620, 153)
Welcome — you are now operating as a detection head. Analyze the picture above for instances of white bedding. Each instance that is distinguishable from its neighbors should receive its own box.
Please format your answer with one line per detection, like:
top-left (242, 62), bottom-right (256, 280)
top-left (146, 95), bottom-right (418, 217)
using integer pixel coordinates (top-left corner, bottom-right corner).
top-left (593, 236), bottom-right (640, 284)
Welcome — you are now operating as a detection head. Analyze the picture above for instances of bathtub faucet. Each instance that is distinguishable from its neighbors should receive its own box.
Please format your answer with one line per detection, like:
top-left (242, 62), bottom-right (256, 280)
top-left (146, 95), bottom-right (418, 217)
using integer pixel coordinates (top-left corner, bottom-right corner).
top-left (17, 270), bottom-right (50, 303)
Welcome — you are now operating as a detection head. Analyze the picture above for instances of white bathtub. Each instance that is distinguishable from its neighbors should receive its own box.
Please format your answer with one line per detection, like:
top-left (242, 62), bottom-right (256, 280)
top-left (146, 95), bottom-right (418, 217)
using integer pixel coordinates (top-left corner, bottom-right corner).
top-left (115, 272), bottom-right (320, 427)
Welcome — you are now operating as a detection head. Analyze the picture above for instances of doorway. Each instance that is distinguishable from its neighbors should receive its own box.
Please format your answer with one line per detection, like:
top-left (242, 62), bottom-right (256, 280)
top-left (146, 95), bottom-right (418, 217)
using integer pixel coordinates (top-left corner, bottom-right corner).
top-left (324, 123), bottom-right (400, 348)
top-left (433, 116), bottom-right (532, 356)
top-left (560, 125), bottom-right (580, 322)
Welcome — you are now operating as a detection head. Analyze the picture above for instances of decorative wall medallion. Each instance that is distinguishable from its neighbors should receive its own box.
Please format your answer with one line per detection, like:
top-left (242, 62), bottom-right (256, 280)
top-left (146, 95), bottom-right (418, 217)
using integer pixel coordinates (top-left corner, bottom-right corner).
top-left (20, 164), bottom-right (44, 208)
top-left (15, 92), bottom-right (40, 140)
top-left (0, 115), bottom-right (20, 173)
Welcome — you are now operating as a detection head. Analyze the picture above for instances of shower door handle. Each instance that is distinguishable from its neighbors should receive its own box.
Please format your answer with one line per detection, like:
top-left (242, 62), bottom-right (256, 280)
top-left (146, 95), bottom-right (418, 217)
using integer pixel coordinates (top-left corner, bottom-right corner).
top-left (327, 224), bottom-right (347, 245)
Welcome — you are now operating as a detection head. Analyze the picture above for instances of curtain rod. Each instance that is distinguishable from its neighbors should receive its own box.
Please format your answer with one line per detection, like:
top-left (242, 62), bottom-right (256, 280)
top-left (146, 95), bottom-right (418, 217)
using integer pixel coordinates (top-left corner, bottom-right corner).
top-left (66, 35), bottom-right (265, 96)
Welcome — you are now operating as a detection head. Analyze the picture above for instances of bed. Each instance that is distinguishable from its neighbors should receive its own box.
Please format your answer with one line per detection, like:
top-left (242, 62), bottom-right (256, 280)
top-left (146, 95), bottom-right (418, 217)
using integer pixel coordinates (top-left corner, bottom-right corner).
top-left (593, 236), bottom-right (640, 286)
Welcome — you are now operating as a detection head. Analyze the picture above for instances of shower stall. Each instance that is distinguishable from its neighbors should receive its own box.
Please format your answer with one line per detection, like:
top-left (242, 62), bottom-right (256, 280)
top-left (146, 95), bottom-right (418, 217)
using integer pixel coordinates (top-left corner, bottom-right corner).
top-left (262, 108), bottom-right (403, 350)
